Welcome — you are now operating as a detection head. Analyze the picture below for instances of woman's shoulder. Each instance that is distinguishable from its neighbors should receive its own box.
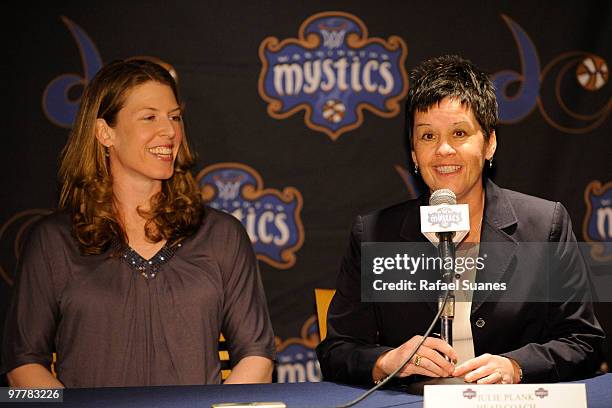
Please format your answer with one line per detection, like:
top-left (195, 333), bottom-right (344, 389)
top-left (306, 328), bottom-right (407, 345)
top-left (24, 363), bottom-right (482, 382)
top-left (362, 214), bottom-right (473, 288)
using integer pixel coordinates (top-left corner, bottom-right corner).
top-left (25, 209), bottom-right (73, 243)
top-left (14, 210), bottom-right (78, 265)
top-left (198, 205), bottom-right (248, 238)
top-left (497, 185), bottom-right (565, 219)
top-left (184, 206), bottom-right (253, 259)
top-left (499, 187), bottom-right (558, 208)
top-left (490, 182), bottom-right (573, 240)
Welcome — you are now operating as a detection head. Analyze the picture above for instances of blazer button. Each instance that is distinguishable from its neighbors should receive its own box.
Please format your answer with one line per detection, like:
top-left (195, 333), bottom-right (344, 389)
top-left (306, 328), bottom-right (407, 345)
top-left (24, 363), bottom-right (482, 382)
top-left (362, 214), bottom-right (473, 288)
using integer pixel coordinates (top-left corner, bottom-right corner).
top-left (475, 318), bottom-right (485, 328)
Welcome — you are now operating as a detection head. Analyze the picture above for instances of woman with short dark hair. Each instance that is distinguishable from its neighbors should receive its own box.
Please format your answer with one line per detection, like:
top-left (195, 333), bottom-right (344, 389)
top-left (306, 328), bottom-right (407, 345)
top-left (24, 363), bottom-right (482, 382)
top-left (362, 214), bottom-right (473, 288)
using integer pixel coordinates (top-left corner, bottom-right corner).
top-left (317, 55), bottom-right (604, 385)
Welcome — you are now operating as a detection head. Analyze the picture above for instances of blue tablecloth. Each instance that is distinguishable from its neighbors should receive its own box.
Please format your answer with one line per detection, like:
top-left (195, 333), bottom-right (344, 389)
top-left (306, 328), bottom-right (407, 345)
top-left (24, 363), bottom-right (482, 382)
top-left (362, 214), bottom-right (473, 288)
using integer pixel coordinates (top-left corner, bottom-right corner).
top-left (9, 374), bottom-right (612, 408)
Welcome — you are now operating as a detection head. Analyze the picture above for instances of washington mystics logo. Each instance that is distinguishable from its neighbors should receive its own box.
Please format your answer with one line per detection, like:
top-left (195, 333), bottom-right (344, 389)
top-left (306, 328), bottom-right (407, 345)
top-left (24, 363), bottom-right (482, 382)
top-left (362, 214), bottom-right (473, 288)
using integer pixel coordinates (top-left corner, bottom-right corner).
top-left (196, 163), bottom-right (304, 269)
top-left (583, 181), bottom-right (612, 261)
top-left (258, 11), bottom-right (408, 140)
top-left (274, 316), bottom-right (322, 383)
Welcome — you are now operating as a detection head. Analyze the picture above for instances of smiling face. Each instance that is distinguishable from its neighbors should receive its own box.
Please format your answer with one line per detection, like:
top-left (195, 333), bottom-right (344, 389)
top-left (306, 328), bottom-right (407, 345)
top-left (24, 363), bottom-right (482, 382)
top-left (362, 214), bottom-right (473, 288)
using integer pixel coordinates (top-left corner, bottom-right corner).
top-left (97, 81), bottom-right (183, 187)
top-left (411, 97), bottom-right (496, 204)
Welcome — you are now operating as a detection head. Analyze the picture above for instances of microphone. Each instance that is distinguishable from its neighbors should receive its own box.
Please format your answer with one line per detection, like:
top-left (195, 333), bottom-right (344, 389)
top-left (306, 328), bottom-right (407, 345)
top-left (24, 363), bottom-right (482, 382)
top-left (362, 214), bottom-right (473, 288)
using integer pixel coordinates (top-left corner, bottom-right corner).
top-left (429, 189), bottom-right (459, 283)
top-left (338, 189), bottom-right (473, 403)
top-left (420, 189), bottom-right (470, 354)
top-left (429, 188), bottom-right (456, 205)
top-left (420, 188), bottom-right (470, 245)
top-left (429, 188), bottom-right (457, 283)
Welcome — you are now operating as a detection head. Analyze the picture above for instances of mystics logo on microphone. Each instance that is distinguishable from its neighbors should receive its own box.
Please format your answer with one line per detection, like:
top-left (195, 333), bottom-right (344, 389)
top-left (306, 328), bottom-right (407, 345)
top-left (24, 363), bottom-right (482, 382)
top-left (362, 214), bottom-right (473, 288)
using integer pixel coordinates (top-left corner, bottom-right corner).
top-left (258, 11), bottom-right (408, 140)
top-left (420, 204), bottom-right (470, 244)
top-left (428, 207), bottom-right (463, 229)
top-left (196, 163), bottom-right (304, 269)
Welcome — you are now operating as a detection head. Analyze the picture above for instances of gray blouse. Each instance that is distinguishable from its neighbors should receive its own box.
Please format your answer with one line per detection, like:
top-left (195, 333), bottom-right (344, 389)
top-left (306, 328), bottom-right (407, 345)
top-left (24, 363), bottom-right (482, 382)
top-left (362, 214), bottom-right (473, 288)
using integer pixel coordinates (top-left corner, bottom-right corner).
top-left (1, 207), bottom-right (275, 387)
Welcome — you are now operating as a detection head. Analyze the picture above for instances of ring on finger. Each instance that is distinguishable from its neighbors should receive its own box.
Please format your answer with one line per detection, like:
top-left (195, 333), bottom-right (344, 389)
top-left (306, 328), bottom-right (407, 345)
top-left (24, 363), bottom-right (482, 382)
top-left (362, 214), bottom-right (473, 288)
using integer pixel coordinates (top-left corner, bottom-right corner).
top-left (414, 354), bottom-right (422, 367)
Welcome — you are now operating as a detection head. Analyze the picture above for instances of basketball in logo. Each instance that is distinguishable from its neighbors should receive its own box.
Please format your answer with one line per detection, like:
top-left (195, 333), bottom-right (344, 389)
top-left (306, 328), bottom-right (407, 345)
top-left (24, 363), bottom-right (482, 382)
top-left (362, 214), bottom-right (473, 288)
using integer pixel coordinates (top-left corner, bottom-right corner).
top-left (322, 99), bottom-right (346, 123)
top-left (576, 55), bottom-right (608, 91)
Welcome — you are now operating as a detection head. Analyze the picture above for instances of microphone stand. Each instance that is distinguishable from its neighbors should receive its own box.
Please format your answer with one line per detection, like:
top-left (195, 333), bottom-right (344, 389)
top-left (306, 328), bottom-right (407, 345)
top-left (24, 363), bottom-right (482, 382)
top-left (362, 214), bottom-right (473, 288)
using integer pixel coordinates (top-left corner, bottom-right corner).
top-left (438, 232), bottom-right (455, 353)
top-left (406, 233), bottom-right (467, 395)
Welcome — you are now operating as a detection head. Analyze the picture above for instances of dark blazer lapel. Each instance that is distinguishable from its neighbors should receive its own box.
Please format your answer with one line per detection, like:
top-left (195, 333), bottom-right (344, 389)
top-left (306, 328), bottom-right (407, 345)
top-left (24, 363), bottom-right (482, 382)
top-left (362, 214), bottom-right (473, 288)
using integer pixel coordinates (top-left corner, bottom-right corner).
top-left (471, 180), bottom-right (519, 315)
top-left (399, 193), bottom-right (439, 313)
top-left (399, 193), bottom-right (429, 242)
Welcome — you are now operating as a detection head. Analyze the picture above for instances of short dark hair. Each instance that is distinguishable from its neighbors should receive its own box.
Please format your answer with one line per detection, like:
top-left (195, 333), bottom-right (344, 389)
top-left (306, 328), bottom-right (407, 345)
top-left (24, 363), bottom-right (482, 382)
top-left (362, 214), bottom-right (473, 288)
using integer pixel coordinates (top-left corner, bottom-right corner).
top-left (405, 55), bottom-right (498, 146)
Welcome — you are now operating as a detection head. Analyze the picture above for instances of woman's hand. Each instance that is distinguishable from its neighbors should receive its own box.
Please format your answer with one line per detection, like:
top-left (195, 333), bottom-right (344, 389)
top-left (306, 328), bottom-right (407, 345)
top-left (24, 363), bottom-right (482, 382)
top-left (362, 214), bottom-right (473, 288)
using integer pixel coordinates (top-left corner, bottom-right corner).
top-left (453, 354), bottom-right (520, 384)
top-left (372, 336), bottom-right (457, 382)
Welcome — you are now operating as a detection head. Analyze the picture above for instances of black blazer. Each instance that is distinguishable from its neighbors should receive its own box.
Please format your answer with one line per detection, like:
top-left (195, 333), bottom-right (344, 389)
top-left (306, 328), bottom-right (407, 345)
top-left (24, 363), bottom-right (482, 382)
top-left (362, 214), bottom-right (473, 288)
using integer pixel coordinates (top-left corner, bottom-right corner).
top-left (316, 180), bottom-right (604, 384)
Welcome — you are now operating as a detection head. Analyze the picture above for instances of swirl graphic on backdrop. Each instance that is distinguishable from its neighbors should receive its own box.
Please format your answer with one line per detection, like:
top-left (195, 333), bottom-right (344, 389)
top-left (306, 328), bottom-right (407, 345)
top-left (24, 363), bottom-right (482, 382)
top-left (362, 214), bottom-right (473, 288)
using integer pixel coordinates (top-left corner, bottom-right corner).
top-left (492, 14), bottom-right (610, 133)
top-left (583, 181), bottom-right (612, 262)
top-left (258, 11), bottom-right (408, 140)
top-left (491, 15), bottom-right (541, 124)
top-left (42, 16), bottom-right (102, 128)
top-left (42, 16), bottom-right (179, 128)
top-left (539, 53), bottom-right (610, 134)
top-left (0, 209), bottom-right (53, 286)
top-left (196, 162), bottom-right (304, 269)
top-left (274, 315), bottom-right (321, 383)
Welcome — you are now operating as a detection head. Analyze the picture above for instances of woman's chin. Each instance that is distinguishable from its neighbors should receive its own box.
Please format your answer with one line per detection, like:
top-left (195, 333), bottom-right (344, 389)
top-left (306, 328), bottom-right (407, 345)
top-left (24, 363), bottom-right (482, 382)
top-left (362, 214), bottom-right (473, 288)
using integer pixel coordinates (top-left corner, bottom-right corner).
top-left (148, 170), bottom-right (175, 181)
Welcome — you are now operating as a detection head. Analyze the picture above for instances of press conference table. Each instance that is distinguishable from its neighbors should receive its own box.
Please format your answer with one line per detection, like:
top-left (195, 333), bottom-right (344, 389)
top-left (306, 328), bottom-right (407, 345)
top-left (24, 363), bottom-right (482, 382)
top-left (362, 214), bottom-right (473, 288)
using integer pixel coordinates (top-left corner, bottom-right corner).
top-left (16, 374), bottom-right (612, 408)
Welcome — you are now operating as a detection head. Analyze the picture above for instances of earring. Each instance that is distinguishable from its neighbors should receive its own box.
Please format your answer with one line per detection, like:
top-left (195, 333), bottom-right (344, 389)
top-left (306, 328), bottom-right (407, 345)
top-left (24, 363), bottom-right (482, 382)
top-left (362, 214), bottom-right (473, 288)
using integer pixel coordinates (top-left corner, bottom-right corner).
top-left (104, 147), bottom-right (110, 157)
top-left (414, 164), bottom-right (419, 174)
top-left (489, 157), bottom-right (494, 168)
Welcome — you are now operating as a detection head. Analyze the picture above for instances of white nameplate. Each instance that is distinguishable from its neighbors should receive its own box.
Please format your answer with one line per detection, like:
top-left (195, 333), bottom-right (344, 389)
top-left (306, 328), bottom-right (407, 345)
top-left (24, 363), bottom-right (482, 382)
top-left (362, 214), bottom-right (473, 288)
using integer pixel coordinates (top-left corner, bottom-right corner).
top-left (211, 403), bottom-right (286, 408)
top-left (423, 383), bottom-right (586, 408)
top-left (420, 204), bottom-right (470, 245)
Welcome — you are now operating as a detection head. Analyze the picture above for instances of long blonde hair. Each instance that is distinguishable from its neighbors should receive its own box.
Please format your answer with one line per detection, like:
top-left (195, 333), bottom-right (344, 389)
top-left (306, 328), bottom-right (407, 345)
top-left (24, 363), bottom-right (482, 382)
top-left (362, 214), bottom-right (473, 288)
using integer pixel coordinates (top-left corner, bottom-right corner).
top-left (59, 59), bottom-right (202, 254)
